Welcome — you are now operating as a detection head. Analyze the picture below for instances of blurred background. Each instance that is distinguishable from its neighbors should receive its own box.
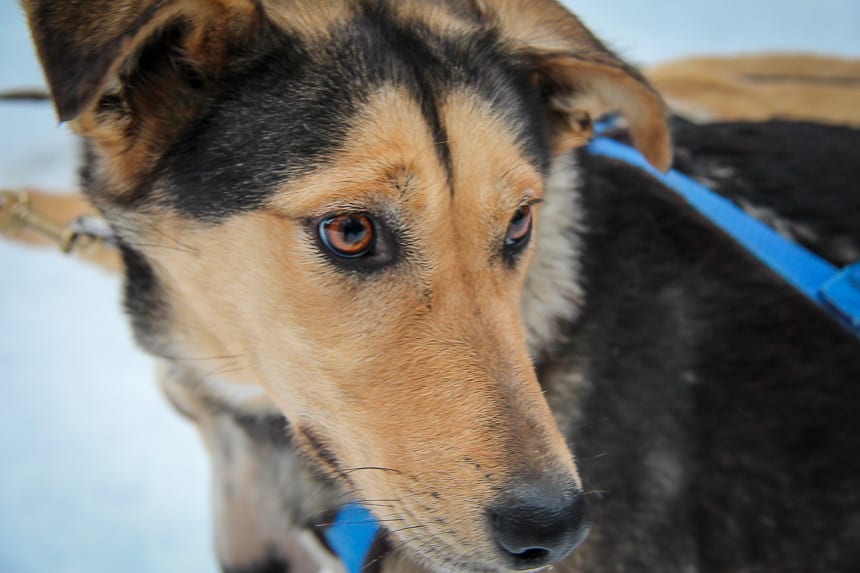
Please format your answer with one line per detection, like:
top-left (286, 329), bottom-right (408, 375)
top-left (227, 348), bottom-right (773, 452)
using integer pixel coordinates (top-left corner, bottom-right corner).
top-left (1, 1), bottom-right (858, 572)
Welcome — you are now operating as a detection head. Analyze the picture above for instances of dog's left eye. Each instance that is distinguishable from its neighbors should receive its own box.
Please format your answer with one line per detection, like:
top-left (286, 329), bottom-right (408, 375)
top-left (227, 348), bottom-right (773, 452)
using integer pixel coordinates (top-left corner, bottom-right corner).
top-left (313, 212), bottom-right (398, 272)
top-left (319, 214), bottom-right (375, 258)
top-left (505, 205), bottom-right (533, 248)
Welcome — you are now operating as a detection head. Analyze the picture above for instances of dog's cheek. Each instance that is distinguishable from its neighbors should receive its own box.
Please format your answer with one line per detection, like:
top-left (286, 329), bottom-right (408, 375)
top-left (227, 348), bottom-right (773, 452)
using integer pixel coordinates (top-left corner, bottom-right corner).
top-left (131, 210), bottom-right (418, 395)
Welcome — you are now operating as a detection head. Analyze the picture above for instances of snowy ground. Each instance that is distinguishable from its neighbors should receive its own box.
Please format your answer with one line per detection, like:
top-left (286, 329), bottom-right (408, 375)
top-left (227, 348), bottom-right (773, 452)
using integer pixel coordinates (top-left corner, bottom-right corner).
top-left (1, 1), bottom-right (857, 572)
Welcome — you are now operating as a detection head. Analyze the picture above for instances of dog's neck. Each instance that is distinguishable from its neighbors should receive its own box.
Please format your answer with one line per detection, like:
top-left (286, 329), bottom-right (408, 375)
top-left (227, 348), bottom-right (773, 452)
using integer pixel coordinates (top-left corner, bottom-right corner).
top-left (522, 152), bottom-right (585, 359)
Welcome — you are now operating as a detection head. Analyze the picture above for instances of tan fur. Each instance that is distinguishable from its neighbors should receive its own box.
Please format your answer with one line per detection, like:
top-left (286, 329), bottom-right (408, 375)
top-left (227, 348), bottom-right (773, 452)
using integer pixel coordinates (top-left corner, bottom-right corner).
top-left (18, 1), bottom-right (674, 570)
top-left (545, 59), bottom-right (672, 170)
top-left (474, 0), bottom-right (672, 170)
top-left (129, 85), bottom-right (577, 567)
top-left (261, 0), bottom-right (352, 40)
top-left (393, 0), bottom-right (483, 36)
top-left (474, 0), bottom-right (604, 56)
top-left (648, 53), bottom-right (860, 126)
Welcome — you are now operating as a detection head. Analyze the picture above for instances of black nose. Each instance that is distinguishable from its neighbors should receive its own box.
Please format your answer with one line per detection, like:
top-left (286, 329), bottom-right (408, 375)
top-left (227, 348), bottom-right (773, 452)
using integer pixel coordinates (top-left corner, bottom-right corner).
top-left (489, 481), bottom-right (589, 570)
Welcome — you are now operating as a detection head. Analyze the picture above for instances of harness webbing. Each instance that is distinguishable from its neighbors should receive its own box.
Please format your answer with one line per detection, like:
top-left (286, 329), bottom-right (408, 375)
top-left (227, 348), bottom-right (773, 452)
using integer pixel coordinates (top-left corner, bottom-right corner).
top-left (587, 135), bottom-right (860, 338)
top-left (323, 503), bottom-right (381, 573)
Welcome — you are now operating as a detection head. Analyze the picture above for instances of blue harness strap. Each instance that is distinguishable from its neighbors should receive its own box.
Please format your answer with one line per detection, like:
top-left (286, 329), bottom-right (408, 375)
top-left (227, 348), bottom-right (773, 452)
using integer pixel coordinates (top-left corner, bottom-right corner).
top-left (587, 135), bottom-right (860, 337)
top-left (323, 503), bottom-right (381, 573)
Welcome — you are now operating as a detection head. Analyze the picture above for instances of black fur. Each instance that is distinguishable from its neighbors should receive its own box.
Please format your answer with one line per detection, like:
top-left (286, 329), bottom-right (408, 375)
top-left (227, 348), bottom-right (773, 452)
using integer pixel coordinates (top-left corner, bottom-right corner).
top-left (157, 8), bottom-right (549, 220)
top-left (160, 32), bottom-right (336, 220)
top-left (671, 119), bottom-right (860, 265)
top-left (73, 7), bottom-right (859, 571)
top-left (231, 413), bottom-right (292, 448)
top-left (27, 0), bottom-right (172, 121)
top-left (552, 121), bottom-right (860, 572)
top-left (222, 555), bottom-right (290, 573)
top-left (197, 119), bottom-right (860, 573)
top-left (118, 241), bottom-right (171, 356)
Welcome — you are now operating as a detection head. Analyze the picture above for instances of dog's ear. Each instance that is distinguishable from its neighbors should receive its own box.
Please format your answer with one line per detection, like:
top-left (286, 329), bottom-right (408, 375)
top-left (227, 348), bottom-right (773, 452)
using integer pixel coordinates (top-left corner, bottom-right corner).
top-left (23, 0), bottom-right (265, 195)
top-left (24, 0), bottom-right (261, 122)
top-left (474, 0), bottom-right (672, 171)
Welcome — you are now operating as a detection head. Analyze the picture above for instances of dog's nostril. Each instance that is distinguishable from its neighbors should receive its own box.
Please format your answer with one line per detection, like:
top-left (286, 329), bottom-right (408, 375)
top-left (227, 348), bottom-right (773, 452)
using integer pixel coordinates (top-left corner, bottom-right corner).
top-left (511, 547), bottom-right (550, 562)
top-left (490, 482), bottom-right (589, 570)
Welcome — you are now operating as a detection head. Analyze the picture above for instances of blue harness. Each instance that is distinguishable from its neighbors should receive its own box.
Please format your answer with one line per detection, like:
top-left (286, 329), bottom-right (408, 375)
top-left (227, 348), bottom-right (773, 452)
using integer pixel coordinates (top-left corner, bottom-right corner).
top-left (587, 134), bottom-right (860, 337)
top-left (323, 503), bottom-right (380, 573)
top-left (324, 127), bottom-right (860, 573)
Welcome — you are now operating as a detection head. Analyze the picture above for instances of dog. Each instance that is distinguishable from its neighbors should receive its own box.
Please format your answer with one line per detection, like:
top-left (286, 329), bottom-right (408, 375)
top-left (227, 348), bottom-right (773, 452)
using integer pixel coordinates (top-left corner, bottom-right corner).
top-left (647, 53), bottom-right (860, 127)
top-left (15, 1), bottom-right (860, 572)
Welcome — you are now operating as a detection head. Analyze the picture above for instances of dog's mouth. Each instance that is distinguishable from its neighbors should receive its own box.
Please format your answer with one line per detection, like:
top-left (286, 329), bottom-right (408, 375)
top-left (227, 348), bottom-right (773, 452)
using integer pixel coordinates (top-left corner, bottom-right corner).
top-left (290, 407), bottom-right (589, 572)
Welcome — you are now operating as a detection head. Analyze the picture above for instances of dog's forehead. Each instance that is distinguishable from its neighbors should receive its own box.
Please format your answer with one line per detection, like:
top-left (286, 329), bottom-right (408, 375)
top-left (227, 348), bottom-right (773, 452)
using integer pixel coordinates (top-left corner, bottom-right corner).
top-left (158, 5), bottom-right (549, 220)
top-left (265, 84), bottom-right (545, 222)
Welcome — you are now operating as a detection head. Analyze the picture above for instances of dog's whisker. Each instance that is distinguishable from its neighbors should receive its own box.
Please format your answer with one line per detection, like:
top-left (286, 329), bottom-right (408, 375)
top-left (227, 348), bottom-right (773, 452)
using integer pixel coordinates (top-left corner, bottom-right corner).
top-left (377, 530), bottom-right (441, 566)
top-left (349, 502), bottom-right (397, 510)
top-left (299, 488), bottom-right (365, 523)
top-left (328, 484), bottom-right (411, 505)
top-left (120, 240), bottom-right (196, 255)
top-left (342, 499), bottom-right (401, 509)
top-left (198, 364), bottom-right (249, 379)
top-left (312, 517), bottom-right (404, 528)
top-left (387, 524), bottom-right (428, 535)
top-left (118, 218), bottom-right (201, 255)
top-left (362, 529), bottom-right (439, 573)
top-left (349, 497), bottom-right (403, 509)
top-left (145, 224), bottom-right (200, 255)
top-left (341, 466), bottom-right (402, 475)
top-left (361, 548), bottom-right (392, 572)
top-left (300, 492), bottom-right (404, 524)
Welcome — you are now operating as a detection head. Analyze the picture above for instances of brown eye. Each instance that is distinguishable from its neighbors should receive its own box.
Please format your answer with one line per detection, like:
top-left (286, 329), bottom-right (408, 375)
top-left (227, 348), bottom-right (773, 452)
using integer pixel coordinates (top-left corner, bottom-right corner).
top-left (505, 205), bottom-right (532, 247)
top-left (319, 214), bottom-right (375, 258)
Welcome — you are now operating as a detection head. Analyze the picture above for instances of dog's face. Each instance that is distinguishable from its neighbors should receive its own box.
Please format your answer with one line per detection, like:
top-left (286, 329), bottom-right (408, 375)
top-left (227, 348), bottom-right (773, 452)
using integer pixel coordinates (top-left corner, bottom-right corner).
top-left (26, 1), bottom-right (669, 570)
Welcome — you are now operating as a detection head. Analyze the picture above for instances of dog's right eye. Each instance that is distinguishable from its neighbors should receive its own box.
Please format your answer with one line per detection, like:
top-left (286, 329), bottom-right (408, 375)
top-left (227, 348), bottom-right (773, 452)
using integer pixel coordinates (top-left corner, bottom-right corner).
top-left (318, 214), bottom-right (375, 258)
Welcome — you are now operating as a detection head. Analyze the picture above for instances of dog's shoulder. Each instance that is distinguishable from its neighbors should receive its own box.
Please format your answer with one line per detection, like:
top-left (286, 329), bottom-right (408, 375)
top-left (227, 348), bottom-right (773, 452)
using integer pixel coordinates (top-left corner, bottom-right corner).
top-left (672, 119), bottom-right (860, 265)
top-left (558, 120), bottom-right (860, 572)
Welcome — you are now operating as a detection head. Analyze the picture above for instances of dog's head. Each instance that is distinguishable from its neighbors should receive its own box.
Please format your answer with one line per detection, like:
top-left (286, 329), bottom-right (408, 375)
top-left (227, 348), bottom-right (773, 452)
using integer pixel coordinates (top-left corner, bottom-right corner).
top-left (25, 1), bottom-right (669, 570)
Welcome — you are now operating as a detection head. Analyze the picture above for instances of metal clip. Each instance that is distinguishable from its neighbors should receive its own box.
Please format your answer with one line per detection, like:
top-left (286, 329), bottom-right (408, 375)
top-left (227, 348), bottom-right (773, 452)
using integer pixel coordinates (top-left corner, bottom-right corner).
top-left (1, 189), bottom-right (77, 251)
top-left (1, 189), bottom-right (115, 255)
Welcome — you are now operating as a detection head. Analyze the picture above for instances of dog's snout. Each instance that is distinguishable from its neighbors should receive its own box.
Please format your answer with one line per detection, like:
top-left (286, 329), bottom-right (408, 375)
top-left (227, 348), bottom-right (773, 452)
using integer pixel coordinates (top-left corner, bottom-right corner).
top-left (490, 481), bottom-right (589, 570)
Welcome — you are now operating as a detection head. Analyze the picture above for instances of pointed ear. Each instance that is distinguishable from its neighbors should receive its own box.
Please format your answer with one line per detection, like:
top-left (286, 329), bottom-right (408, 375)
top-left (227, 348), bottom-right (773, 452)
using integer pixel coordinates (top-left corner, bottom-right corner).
top-left (23, 0), bottom-right (264, 196)
top-left (474, 0), bottom-right (672, 171)
top-left (23, 0), bottom-right (261, 122)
